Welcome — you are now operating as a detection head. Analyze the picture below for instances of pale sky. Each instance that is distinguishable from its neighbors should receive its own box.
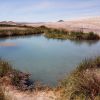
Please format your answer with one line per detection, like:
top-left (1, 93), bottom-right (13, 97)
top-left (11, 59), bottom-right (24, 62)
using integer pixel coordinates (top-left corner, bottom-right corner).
top-left (0, 0), bottom-right (100, 22)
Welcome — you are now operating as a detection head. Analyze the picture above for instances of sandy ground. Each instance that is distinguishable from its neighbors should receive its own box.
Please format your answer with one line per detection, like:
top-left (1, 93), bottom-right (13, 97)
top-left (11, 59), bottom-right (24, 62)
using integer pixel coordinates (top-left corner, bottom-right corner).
top-left (25, 16), bottom-right (100, 36)
top-left (2, 86), bottom-right (57, 100)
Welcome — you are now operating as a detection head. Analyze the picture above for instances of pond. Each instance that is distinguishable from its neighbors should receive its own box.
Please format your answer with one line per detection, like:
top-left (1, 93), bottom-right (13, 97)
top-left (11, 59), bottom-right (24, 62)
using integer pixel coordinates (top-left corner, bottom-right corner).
top-left (0, 35), bottom-right (100, 86)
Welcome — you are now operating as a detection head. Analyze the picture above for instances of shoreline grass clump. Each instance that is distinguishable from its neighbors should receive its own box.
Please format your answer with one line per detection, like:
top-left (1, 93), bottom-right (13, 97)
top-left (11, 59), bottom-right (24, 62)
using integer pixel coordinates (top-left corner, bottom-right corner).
top-left (59, 57), bottom-right (100, 100)
top-left (0, 28), bottom-right (43, 37)
top-left (0, 59), bottom-right (34, 91)
top-left (69, 31), bottom-right (100, 40)
top-left (43, 28), bottom-right (100, 40)
top-left (44, 28), bottom-right (68, 39)
top-left (0, 25), bottom-right (48, 37)
top-left (0, 87), bottom-right (5, 100)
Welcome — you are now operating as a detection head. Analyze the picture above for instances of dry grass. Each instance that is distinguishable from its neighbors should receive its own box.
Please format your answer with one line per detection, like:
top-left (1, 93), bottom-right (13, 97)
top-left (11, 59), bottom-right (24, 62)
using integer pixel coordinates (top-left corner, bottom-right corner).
top-left (0, 87), bottom-right (5, 100)
top-left (59, 57), bottom-right (100, 100)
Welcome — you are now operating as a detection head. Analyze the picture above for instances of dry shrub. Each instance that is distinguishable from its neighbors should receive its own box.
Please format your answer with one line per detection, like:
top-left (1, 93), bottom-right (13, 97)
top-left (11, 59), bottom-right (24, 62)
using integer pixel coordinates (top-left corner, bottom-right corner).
top-left (60, 57), bottom-right (100, 100)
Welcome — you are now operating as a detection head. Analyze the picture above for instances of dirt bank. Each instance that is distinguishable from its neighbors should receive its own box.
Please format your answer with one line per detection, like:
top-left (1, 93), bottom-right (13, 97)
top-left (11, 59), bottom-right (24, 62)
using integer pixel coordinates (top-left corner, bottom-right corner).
top-left (2, 85), bottom-right (57, 100)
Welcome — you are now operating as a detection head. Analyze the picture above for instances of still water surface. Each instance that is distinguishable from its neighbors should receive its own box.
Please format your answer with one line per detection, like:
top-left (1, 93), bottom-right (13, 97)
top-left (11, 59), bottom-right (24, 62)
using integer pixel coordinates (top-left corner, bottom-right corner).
top-left (0, 35), bottom-right (100, 86)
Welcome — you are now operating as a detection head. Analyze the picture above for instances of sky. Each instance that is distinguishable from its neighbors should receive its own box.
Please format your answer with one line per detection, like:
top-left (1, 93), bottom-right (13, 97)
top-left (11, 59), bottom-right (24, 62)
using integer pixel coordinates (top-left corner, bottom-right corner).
top-left (0, 0), bottom-right (100, 22)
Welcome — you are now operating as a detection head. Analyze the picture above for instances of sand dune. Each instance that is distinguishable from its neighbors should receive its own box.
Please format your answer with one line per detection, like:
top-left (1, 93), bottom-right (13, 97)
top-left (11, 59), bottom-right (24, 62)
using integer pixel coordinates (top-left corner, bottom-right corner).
top-left (24, 16), bottom-right (100, 36)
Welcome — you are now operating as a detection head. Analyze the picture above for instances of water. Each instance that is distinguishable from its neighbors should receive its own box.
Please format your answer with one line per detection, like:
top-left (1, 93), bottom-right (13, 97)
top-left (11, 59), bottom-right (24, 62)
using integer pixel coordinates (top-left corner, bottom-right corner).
top-left (0, 35), bottom-right (100, 86)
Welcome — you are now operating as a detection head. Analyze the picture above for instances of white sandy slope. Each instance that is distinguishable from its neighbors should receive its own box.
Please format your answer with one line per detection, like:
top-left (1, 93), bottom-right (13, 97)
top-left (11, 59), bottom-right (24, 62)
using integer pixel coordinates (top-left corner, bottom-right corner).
top-left (25, 16), bottom-right (100, 36)
top-left (2, 86), bottom-right (57, 100)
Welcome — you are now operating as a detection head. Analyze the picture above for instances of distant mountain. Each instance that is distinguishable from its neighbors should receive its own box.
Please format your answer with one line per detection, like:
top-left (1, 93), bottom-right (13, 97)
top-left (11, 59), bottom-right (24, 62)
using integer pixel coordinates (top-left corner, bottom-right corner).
top-left (0, 21), bottom-right (16, 25)
top-left (58, 20), bottom-right (64, 22)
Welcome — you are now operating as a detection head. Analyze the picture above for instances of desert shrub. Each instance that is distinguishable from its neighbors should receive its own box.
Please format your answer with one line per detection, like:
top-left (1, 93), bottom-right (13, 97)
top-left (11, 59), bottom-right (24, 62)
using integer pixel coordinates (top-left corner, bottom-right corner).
top-left (44, 28), bottom-right (68, 39)
top-left (70, 31), bottom-right (83, 36)
top-left (0, 87), bottom-right (5, 100)
top-left (45, 28), bottom-right (68, 34)
top-left (0, 59), bottom-right (12, 77)
top-left (85, 32), bottom-right (100, 40)
top-left (0, 59), bottom-right (34, 91)
top-left (60, 57), bottom-right (100, 100)
top-left (11, 71), bottom-right (34, 91)
top-left (69, 31), bottom-right (100, 40)
top-left (0, 26), bottom-right (46, 37)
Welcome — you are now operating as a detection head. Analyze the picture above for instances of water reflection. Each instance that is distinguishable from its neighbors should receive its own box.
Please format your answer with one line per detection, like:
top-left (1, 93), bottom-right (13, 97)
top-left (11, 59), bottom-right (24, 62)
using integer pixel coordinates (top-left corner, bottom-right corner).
top-left (0, 35), bottom-right (99, 46)
top-left (70, 40), bottom-right (99, 46)
top-left (0, 34), bottom-right (42, 41)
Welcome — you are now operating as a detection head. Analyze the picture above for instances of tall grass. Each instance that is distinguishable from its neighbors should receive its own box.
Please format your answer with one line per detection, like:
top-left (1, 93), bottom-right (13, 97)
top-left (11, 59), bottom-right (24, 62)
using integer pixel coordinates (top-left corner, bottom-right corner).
top-left (44, 29), bottom-right (100, 40)
top-left (0, 60), bottom-right (9, 100)
top-left (44, 28), bottom-right (68, 39)
top-left (0, 59), bottom-right (12, 77)
top-left (0, 59), bottom-right (34, 91)
top-left (0, 28), bottom-right (43, 37)
top-left (0, 87), bottom-right (5, 100)
top-left (70, 31), bottom-right (100, 40)
top-left (59, 57), bottom-right (100, 100)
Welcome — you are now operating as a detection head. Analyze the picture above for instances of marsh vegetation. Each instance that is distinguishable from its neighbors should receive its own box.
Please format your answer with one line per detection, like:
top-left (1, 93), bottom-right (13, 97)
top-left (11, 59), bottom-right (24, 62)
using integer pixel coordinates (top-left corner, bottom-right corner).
top-left (0, 88), bottom-right (5, 100)
top-left (0, 24), bottom-right (99, 40)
